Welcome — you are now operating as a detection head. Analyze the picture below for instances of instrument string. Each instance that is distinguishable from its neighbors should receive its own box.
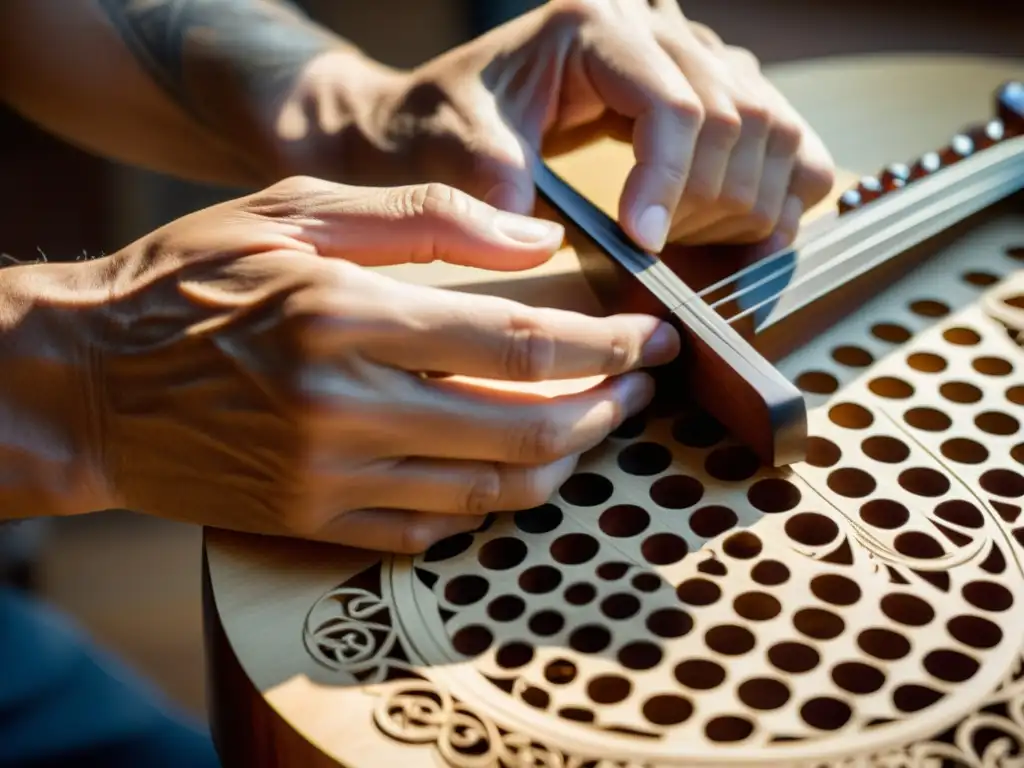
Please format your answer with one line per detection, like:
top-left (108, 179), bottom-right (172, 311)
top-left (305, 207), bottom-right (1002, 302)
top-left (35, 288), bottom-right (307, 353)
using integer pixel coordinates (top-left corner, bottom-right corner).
top-left (678, 136), bottom-right (1024, 328)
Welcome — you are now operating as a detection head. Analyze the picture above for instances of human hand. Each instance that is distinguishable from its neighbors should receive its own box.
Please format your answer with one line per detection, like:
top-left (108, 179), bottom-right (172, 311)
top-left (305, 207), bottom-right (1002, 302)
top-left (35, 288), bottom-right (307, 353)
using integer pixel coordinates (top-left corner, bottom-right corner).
top-left (291, 1), bottom-right (834, 253)
top-left (82, 178), bottom-right (679, 552)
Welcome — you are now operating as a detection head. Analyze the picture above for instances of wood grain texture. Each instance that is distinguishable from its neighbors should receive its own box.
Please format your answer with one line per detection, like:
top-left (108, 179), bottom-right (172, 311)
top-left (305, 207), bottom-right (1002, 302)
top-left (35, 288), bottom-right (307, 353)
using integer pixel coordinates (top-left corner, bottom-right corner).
top-left (204, 55), bottom-right (1024, 767)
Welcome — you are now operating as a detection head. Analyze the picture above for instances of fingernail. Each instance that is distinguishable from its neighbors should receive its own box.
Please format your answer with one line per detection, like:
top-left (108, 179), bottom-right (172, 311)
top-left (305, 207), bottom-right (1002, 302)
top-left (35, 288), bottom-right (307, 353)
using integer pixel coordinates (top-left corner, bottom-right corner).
top-left (635, 204), bottom-right (670, 252)
top-left (641, 322), bottom-right (681, 366)
top-left (620, 372), bottom-right (656, 414)
top-left (493, 211), bottom-right (564, 244)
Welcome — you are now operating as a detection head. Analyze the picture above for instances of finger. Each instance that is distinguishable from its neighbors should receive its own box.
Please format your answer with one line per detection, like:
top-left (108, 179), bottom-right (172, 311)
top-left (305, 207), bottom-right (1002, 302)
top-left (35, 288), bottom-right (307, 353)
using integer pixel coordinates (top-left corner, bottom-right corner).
top-left (348, 372), bottom-right (655, 465)
top-left (453, 82), bottom-right (540, 215)
top-left (281, 177), bottom-right (564, 271)
top-left (354, 277), bottom-right (682, 380)
top-left (570, 11), bottom-right (704, 251)
top-left (683, 191), bottom-right (803, 247)
top-left (682, 117), bottom-right (801, 245)
top-left (750, 77), bottom-right (836, 210)
top-left (311, 508), bottom-right (484, 554)
top-left (341, 453), bottom-right (581, 517)
top-left (653, 32), bottom-right (741, 221)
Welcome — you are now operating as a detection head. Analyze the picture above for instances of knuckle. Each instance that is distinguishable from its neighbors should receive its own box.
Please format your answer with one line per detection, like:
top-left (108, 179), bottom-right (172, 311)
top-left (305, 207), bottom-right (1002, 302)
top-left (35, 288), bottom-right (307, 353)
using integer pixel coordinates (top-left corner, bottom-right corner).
top-left (462, 466), bottom-right (504, 516)
top-left (273, 174), bottom-right (329, 197)
top-left (689, 22), bottom-right (723, 48)
top-left (503, 320), bottom-right (556, 381)
top-left (727, 45), bottom-right (761, 71)
top-left (734, 99), bottom-right (771, 133)
top-left (700, 107), bottom-right (742, 148)
top-left (769, 119), bottom-right (804, 154)
top-left (405, 182), bottom-right (469, 221)
top-left (514, 416), bottom-right (569, 464)
top-left (665, 96), bottom-right (705, 132)
top-left (720, 186), bottom-right (758, 214)
top-left (681, 180), bottom-right (718, 208)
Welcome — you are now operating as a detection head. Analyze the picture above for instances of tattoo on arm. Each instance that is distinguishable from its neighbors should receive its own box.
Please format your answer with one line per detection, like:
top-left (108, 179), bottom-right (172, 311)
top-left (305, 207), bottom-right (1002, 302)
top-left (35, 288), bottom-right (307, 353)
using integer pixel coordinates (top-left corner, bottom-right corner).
top-left (95, 0), bottom-right (340, 124)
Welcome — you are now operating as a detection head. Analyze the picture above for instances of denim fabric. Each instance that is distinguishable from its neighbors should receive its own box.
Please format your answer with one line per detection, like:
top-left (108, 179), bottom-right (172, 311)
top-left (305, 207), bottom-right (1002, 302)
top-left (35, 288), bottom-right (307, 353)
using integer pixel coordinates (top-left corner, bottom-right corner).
top-left (0, 589), bottom-right (219, 767)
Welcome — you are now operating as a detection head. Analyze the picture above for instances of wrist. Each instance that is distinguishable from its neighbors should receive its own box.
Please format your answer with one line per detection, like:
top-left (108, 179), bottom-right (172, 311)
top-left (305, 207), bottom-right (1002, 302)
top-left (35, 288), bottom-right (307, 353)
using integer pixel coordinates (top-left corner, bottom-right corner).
top-left (0, 258), bottom-right (114, 517)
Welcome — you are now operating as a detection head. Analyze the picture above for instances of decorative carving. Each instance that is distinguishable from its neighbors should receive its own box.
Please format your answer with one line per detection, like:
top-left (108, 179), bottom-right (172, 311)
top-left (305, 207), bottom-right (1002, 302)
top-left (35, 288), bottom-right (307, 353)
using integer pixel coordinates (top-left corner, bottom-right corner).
top-left (290, 231), bottom-right (1024, 766)
top-left (372, 676), bottom-right (637, 768)
top-left (304, 580), bottom-right (413, 683)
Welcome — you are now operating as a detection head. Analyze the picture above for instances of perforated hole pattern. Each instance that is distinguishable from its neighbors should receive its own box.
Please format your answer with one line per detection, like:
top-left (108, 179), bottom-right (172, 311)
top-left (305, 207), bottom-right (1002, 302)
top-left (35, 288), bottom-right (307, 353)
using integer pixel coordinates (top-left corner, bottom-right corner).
top-left (412, 219), bottom-right (1024, 755)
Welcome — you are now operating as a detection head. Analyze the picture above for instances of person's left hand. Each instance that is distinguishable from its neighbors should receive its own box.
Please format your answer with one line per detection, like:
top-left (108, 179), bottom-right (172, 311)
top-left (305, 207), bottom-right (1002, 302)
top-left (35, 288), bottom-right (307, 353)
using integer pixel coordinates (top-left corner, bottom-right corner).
top-left (282, 0), bottom-right (835, 254)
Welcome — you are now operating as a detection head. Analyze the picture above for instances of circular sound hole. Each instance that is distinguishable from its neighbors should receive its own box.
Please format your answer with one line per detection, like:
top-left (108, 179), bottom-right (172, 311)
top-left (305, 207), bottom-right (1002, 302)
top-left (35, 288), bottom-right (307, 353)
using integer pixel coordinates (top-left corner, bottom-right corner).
top-left (976, 411), bottom-right (1020, 436)
top-left (862, 435), bottom-right (910, 463)
top-left (560, 473), bottom-right (613, 506)
top-left (642, 694), bottom-right (693, 726)
top-left (828, 468), bottom-right (876, 498)
top-left (478, 538), bottom-right (528, 570)
top-left (974, 356), bottom-right (1014, 376)
top-left (797, 371), bottom-right (839, 394)
top-left (829, 403), bottom-right (874, 429)
top-left (801, 697), bottom-right (852, 731)
top-left (872, 322), bottom-right (912, 343)
top-left (963, 580), bottom-right (1014, 612)
top-left (785, 513), bottom-right (839, 547)
top-left (943, 327), bottom-right (981, 345)
top-left (675, 659), bottom-right (726, 690)
top-left (806, 437), bottom-right (841, 467)
top-left (869, 376), bottom-right (914, 399)
top-left (649, 475), bottom-right (704, 510)
top-left (909, 299), bottom-right (950, 318)
top-left (948, 615), bottom-right (1002, 649)
top-left (833, 345), bottom-right (874, 367)
top-left (599, 505), bottom-right (650, 538)
top-left (904, 407), bottom-right (952, 432)
top-left (793, 608), bottom-right (845, 640)
top-left (747, 479), bottom-right (801, 513)
top-left (690, 505), bottom-right (738, 538)
top-left (832, 662), bottom-right (885, 695)
top-left (860, 499), bottom-right (909, 529)
top-left (618, 442), bottom-right (673, 476)
top-left (705, 716), bottom-right (754, 743)
top-left (705, 625), bottom-right (756, 656)
top-left (642, 533), bottom-right (689, 565)
top-left (881, 593), bottom-right (935, 627)
top-left (941, 381), bottom-right (982, 404)
top-left (587, 675), bottom-right (632, 704)
top-left (724, 532), bottom-right (762, 559)
top-left (907, 352), bottom-right (947, 373)
top-left (705, 446), bottom-right (760, 482)
top-left (941, 438), bottom-right (989, 464)
top-left (898, 467), bottom-right (950, 497)
top-left (550, 533), bottom-right (599, 565)
top-left (738, 678), bottom-right (790, 710)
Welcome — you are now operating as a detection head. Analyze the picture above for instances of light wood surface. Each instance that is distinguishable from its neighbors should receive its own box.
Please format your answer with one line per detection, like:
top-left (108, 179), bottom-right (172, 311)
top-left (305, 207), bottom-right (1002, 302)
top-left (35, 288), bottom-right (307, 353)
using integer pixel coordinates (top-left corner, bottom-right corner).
top-left (204, 55), bottom-right (1024, 768)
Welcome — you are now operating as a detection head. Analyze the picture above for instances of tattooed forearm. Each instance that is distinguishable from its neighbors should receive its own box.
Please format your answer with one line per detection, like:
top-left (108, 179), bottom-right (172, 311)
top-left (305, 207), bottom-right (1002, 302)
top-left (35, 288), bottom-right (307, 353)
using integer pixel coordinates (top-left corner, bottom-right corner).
top-left (94, 0), bottom-right (343, 126)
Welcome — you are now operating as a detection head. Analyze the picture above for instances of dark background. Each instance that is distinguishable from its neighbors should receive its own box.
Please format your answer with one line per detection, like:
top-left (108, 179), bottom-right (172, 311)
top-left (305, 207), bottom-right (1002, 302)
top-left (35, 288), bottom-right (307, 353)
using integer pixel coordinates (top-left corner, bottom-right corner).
top-left (2, 0), bottom-right (1021, 718)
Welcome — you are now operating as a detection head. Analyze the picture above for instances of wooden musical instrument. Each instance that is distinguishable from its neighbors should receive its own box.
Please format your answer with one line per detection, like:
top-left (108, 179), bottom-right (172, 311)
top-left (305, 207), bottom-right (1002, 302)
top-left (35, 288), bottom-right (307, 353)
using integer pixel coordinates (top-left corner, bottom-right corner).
top-left (203, 70), bottom-right (1024, 768)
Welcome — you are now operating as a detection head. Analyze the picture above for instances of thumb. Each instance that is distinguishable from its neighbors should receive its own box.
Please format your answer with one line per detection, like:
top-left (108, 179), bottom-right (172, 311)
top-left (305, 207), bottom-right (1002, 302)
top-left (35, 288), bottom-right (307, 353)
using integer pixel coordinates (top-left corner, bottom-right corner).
top-left (305, 180), bottom-right (564, 271)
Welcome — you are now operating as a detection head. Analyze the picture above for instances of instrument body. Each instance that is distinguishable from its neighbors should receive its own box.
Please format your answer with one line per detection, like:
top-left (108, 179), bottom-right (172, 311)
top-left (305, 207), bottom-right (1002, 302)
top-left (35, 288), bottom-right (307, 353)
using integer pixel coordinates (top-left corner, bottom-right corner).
top-left (202, 69), bottom-right (1024, 768)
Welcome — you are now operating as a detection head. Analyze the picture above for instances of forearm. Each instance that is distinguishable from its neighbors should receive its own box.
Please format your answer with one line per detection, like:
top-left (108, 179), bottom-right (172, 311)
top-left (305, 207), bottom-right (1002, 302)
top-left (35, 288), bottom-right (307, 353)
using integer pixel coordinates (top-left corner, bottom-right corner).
top-left (0, 258), bottom-right (110, 519)
top-left (0, 0), bottom-right (396, 187)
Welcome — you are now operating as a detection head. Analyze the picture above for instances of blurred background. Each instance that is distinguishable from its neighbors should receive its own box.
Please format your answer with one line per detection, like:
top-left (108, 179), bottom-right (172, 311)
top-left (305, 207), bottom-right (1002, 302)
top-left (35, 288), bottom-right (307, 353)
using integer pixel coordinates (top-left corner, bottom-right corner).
top-left (2, 0), bottom-right (1021, 720)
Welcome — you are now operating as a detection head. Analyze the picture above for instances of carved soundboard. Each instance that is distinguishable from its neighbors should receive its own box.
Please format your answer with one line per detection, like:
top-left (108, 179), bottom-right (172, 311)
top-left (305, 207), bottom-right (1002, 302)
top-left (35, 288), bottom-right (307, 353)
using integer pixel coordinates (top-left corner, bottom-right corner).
top-left (206, 195), bottom-right (1024, 766)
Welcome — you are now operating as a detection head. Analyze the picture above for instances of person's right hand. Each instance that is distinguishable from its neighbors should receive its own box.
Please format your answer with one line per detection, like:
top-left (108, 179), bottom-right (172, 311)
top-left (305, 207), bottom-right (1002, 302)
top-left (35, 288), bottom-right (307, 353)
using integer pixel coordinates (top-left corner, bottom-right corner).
top-left (83, 177), bottom-right (679, 553)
